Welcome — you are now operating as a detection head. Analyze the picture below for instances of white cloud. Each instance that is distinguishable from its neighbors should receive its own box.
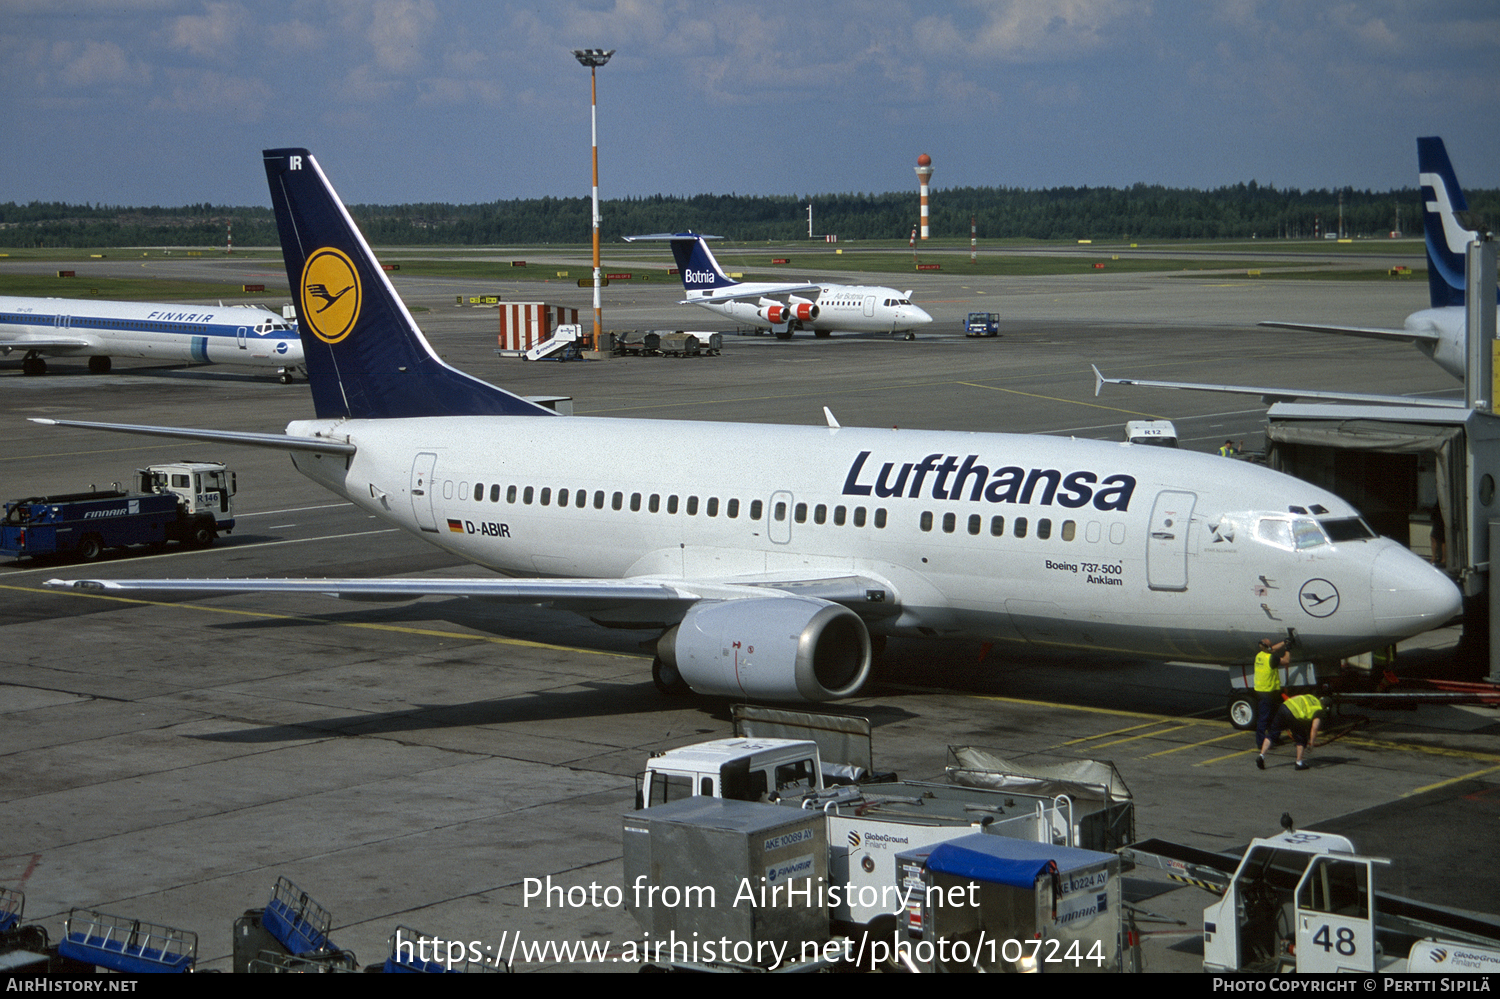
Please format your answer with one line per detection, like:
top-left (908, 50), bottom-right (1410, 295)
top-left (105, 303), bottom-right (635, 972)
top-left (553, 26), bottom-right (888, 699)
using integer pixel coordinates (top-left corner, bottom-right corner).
top-left (367, 0), bottom-right (438, 72)
top-left (169, 1), bottom-right (250, 58)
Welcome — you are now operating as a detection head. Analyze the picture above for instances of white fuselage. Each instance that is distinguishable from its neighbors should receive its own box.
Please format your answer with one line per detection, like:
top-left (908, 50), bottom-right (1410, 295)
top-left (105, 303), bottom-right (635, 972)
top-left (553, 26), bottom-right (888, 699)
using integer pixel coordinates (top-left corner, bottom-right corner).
top-left (694, 284), bottom-right (933, 335)
top-left (287, 414), bottom-right (1458, 662)
top-left (1404, 305), bottom-right (1485, 380)
top-left (0, 296), bottom-right (303, 368)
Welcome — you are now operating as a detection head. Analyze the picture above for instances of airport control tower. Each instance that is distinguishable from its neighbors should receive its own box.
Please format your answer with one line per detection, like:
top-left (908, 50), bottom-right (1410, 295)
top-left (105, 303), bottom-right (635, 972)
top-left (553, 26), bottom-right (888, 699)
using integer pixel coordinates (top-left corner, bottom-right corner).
top-left (914, 153), bottom-right (934, 239)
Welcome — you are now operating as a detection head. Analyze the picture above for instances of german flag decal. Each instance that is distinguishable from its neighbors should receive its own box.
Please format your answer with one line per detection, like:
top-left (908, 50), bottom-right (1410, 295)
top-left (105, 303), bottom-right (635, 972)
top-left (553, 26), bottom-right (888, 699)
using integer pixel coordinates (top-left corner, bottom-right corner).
top-left (446, 519), bottom-right (464, 533)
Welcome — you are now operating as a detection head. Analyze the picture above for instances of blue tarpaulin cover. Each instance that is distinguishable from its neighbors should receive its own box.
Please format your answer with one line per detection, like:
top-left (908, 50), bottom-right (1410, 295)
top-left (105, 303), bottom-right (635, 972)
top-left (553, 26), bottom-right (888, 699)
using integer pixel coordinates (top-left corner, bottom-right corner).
top-left (926, 834), bottom-right (1112, 887)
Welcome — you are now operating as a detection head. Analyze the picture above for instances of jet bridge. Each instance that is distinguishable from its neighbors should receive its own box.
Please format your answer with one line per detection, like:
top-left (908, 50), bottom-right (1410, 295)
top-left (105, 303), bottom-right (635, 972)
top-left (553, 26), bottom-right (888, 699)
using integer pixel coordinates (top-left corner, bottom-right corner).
top-left (1265, 402), bottom-right (1500, 675)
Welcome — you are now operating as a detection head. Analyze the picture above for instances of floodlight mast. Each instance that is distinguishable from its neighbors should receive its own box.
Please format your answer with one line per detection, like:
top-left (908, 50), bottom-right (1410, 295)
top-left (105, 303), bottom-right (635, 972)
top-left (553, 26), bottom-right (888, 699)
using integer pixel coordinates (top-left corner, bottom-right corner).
top-left (572, 48), bottom-right (614, 346)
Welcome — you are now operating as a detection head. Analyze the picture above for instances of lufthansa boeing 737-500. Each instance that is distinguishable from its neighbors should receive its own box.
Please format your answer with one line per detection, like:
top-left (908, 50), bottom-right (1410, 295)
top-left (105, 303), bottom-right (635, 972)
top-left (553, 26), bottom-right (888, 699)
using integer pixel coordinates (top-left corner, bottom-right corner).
top-left (35, 148), bottom-right (1460, 703)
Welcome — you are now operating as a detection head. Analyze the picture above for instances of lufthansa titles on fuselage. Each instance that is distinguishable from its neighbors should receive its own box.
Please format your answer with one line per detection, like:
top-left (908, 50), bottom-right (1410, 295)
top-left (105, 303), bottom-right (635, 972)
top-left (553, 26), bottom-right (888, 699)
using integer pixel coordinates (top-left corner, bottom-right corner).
top-left (841, 451), bottom-right (1137, 511)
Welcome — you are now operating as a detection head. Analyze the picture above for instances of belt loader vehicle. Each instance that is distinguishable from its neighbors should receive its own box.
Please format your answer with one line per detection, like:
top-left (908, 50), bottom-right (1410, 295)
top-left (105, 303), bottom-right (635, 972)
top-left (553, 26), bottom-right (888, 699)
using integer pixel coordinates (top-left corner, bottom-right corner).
top-left (1123, 824), bottom-right (1500, 973)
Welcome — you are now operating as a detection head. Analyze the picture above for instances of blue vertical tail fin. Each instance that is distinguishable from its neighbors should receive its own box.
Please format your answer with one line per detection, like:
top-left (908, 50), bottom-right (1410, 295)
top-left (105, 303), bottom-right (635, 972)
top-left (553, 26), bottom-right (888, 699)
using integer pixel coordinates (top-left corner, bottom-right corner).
top-left (1417, 136), bottom-right (1478, 310)
top-left (623, 233), bottom-right (736, 296)
top-left (263, 148), bottom-right (551, 420)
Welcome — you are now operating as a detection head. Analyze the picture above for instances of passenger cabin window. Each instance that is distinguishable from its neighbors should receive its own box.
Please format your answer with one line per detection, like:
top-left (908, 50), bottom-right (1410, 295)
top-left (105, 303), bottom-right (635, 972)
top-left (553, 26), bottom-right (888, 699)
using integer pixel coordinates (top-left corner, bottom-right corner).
top-left (557, 488), bottom-right (569, 506)
top-left (667, 495), bottom-right (679, 514)
top-left (854, 507), bottom-right (867, 528)
top-left (874, 508), bottom-right (887, 529)
top-left (540, 487), bottom-right (551, 506)
top-left (1037, 518), bottom-right (1052, 540)
top-left (650, 494), bottom-right (661, 513)
top-left (727, 498), bottom-right (739, 518)
top-left (707, 497), bottom-right (719, 517)
top-left (1014, 517), bottom-right (1029, 538)
top-left (991, 516), bottom-right (1005, 537)
top-left (686, 496), bottom-right (698, 515)
top-left (750, 499), bottom-right (763, 521)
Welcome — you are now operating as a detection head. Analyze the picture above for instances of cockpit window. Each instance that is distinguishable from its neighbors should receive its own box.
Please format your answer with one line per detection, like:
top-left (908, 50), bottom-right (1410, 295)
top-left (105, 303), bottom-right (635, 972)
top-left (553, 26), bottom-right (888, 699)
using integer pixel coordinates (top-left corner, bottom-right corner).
top-left (1291, 519), bottom-right (1327, 550)
top-left (1256, 518), bottom-right (1293, 549)
top-left (1320, 517), bottom-right (1375, 543)
top-left (1256, 517), bottom-right (1327, 550)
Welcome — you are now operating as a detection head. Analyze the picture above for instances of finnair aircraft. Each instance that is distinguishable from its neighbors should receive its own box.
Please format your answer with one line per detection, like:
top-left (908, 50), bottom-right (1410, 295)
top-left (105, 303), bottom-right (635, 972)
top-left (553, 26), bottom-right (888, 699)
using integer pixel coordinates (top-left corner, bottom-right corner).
top-left (625, 232), bottom-right (934, 339)
top-left (36, 148), bottom-right (1460, 704)
top-left (0, 296), bottom-right (304, 381)
top-left (1258, 136), bottom-right (1495, 381)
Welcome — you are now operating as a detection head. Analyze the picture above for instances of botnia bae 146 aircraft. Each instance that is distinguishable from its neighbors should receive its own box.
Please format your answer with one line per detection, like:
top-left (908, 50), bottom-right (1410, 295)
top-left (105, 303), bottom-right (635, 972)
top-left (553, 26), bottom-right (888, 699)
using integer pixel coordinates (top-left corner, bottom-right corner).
top-left (36, 148), bottom-right (1462, 703)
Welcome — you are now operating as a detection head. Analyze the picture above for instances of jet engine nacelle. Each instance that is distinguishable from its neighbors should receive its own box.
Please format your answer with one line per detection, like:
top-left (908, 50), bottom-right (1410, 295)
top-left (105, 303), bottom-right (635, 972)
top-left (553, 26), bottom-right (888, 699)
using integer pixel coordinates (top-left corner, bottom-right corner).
top-left (757, 301), bottom-right (792, 325)
top-left (658, 596), bottom-right (871, 701)
top-left (787, 297), bottom-right (820, 323)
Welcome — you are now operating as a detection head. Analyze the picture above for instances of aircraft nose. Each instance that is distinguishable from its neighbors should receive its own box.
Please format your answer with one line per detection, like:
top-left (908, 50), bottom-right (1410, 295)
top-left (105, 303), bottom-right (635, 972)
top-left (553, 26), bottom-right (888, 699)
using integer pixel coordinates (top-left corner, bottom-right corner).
top-left (911, 307), bottom-right (933, 325)
top-left (1370, 546), bottom-right (1462, 639)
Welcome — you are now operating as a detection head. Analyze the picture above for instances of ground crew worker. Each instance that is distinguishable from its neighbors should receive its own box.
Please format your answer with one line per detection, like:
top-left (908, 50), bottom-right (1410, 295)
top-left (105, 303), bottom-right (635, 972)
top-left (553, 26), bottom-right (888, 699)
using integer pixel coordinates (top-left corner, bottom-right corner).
top-left (1218, 439), bottom-right (1240, 457)
top-left (1258, 693), bottom-right (1326, 771)
top-left (1253, 637), bottom-right (1290, 752)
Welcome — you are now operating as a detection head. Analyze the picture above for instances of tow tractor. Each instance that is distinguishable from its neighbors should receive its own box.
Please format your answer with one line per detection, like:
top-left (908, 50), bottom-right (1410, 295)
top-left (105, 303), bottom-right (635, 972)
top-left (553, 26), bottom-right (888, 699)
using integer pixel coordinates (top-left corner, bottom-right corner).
top-left (1122, 821), bottom-right (1500, 973)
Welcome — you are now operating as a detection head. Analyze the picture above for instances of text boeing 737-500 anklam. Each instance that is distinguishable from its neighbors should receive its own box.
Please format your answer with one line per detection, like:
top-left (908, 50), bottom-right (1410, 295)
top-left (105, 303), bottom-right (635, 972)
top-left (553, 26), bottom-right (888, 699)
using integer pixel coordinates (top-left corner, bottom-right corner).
top-left (624, 232), bottom-right (933, 339)
top-left (1, 296), bottom-right (304, 381)
top-left (34, 148), bottom-right (1460, 703)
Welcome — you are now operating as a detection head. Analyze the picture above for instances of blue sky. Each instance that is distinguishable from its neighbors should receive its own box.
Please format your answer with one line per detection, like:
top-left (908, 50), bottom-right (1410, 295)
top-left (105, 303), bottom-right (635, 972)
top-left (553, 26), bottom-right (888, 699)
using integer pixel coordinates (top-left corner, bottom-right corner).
top-left (5, 1), bottom-right (1497, 207)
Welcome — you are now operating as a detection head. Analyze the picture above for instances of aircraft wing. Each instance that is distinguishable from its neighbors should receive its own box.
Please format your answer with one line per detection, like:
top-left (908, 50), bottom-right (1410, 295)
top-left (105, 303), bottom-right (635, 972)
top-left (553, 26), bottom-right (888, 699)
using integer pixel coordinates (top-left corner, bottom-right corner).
top-left (1091, 365), bottom-right (1465, 409)
top-left (684, 281), bottom-right (821, 304)
top-left (42, 572), bottom-right (900, 619)
top-left (29, 417), bottom-right (357, 456)
top-left (1258, 321), bottom-right (1441, 345)
top-left (2, 335), bottom-right (100, 354)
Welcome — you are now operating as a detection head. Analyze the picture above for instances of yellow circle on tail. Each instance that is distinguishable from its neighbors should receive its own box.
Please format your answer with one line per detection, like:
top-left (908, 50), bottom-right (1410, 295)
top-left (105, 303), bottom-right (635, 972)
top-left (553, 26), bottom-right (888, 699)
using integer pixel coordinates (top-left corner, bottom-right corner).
top-left (300, 248), bottom-right (361, 344)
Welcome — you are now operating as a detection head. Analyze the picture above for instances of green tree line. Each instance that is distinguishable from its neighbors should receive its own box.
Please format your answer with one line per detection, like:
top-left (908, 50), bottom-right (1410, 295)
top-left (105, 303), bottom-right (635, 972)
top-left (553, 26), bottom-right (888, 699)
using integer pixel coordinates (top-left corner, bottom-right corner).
top-left (2, 182), bottom-right (1494, 247)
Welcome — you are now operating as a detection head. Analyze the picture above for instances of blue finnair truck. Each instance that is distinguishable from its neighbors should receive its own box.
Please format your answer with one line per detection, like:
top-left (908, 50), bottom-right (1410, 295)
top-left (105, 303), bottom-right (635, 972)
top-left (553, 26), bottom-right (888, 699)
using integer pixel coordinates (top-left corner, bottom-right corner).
top-left (2, 461), bottom-right (235, 561)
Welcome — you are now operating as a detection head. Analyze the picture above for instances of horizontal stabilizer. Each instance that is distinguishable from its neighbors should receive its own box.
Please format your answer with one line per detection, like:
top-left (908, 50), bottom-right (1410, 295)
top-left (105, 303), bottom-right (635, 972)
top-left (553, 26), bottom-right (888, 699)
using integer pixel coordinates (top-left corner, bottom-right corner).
top-left (29, 418), bottom-right (357, 455)
top-left (1258, 321), bottom-right (1439, 345)
top-left (1090, 365), bottom-right (1464, 409)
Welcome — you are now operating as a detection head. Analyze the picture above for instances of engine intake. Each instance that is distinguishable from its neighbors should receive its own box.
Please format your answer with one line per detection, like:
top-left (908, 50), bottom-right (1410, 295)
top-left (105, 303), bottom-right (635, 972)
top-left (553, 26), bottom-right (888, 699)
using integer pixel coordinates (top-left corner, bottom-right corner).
top-left (658, 597), bottom-right (871, 701)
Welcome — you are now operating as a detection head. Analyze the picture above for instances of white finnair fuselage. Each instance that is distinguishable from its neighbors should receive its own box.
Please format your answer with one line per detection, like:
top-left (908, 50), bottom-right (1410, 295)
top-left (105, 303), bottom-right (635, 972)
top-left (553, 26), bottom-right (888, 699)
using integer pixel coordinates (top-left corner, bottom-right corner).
top-left (0, 295), bottom-right (303, 376)
top-left (285, 413), bottom-right (1456, 662)
top-left (687, 284), bottom-right (933, 336)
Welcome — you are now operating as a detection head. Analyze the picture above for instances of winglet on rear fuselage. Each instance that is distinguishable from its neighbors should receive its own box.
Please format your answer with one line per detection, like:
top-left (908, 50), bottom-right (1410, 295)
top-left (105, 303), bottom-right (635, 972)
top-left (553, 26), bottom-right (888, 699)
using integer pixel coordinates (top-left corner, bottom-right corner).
top-left (262, 148), bottom-right (553, 421)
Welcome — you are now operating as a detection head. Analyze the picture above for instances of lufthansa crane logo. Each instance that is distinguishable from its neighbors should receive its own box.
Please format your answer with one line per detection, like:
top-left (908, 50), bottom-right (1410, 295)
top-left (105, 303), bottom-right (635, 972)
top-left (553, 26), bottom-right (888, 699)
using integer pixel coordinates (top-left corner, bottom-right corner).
top-left (1298, 578), bottom-right (1340, 618)
top-left (300, 247), bottom-right (361, 344)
